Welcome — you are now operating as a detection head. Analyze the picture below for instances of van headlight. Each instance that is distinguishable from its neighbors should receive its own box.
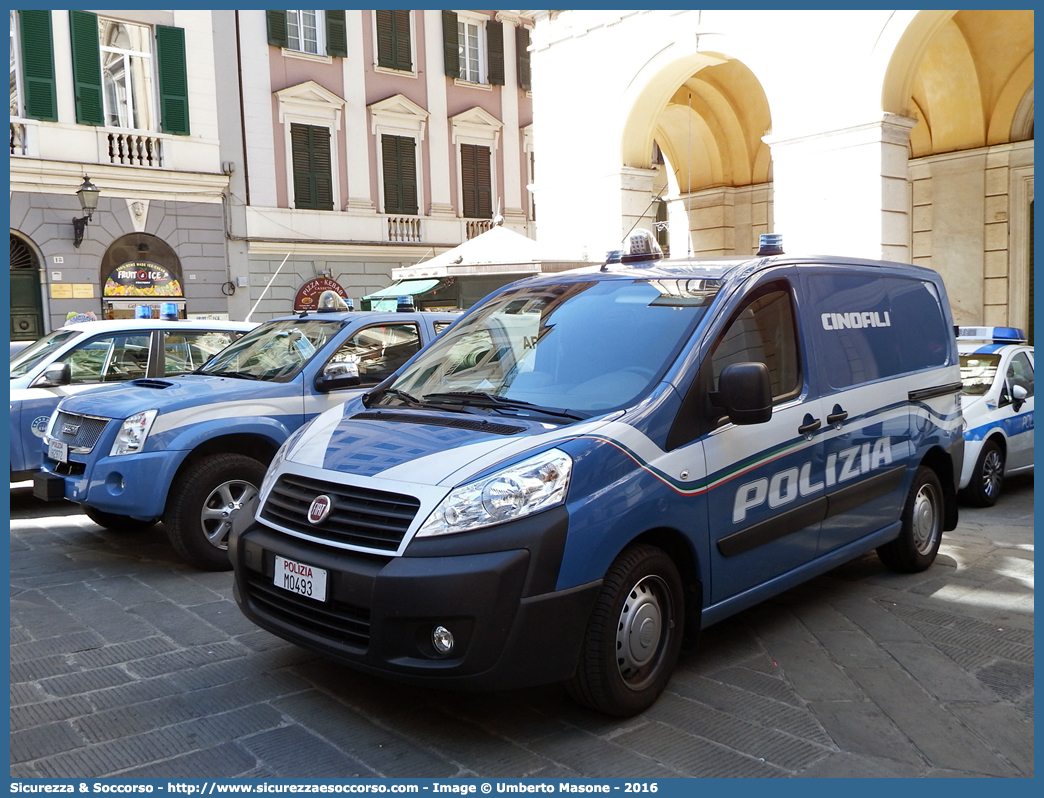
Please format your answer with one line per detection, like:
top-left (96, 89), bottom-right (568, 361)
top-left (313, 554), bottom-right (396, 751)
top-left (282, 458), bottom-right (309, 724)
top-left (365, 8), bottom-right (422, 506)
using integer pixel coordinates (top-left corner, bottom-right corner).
top-left (417, 448), bottom-right (573, 537)
top-left (109, 410), bottom-right (158, 456)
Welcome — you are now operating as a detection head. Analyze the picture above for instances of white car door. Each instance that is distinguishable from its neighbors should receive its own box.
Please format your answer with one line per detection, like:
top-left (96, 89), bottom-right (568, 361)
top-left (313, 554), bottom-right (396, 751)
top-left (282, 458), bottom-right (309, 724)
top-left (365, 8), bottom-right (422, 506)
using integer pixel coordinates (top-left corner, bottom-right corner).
top-left (1002, 349), bottom-right (1034, 471)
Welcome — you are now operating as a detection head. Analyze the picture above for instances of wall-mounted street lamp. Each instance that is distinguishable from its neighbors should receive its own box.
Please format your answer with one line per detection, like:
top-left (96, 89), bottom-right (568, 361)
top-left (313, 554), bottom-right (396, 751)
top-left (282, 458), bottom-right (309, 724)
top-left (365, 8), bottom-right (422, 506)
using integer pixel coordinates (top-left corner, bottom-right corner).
top-left (72, 175), bottom-right (100, 248)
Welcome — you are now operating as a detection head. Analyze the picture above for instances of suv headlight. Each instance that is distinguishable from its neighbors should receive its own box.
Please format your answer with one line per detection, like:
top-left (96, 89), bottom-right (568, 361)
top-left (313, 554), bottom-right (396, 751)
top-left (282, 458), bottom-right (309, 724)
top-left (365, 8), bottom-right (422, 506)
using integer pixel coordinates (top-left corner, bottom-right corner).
top-left (417, 448), bottom-right (573, 538)
top-left (109, 410), bottom-right (158, 456)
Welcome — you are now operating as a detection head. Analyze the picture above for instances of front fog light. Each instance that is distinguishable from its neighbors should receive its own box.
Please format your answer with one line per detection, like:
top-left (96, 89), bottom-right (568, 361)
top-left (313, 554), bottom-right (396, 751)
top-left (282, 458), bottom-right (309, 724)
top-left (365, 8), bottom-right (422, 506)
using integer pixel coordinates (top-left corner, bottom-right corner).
top-left (432, 625), bottom-right (455, 655)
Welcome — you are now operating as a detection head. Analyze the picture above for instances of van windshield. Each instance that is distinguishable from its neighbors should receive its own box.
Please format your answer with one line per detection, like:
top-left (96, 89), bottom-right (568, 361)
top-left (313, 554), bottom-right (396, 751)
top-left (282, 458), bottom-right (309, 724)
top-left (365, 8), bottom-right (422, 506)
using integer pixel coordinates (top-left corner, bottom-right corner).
top-left (382, 277), bottom-right (719, 419)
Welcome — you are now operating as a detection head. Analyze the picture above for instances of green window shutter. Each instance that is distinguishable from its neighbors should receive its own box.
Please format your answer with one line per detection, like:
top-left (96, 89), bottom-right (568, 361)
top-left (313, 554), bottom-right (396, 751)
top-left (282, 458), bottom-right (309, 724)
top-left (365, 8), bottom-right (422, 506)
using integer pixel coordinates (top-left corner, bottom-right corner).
top-left (326, 10), bottom-right (347, 57)
top-left (156, 25), bottom-right (190, 136)
top-left (461, 144), bottom-right (492, 219)
top-left (393, 11), bottom-right (412, 72)
top-left (18, 10), bottom-right (57, 121)
top-left (376, 10), bottom-right (411, 71)
top-left (516, 27), bottom-right (531, 91)
top-left (382, 135), bottom-right (417, 215)
top-left (266, 11), bottom-right (288, 48)
top-left (291, 123), bottom-right (333, 211)
top-left (486, 19), bottom-right (504, 86)
top-left (69, 9), bottom-right (104, 126)
top-left (442, 10), bottom-right (458, 78)
top-left (376, 11), bottom-right (394, 68)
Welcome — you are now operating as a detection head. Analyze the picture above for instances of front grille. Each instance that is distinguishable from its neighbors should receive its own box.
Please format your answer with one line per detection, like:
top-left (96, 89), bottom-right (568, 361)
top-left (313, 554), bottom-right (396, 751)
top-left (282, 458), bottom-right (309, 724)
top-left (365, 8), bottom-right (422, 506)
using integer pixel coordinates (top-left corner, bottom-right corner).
top-left (244, 570), bottom-right (370, 649)
top-left (261, 474), bottom-right (421, 551)
top-left (51, 411), bottom-right (110, 453)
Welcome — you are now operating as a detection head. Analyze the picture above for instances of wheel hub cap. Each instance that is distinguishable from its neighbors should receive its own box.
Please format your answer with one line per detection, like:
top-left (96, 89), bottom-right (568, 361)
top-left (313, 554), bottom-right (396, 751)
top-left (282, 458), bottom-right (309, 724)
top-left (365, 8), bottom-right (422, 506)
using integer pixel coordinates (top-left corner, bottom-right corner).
top-left (201, 480), bottom-right (258, 550)
top-left (911, 485), bottom-right (938, 554)
top-left (616, 576), bottom-right (666, 682)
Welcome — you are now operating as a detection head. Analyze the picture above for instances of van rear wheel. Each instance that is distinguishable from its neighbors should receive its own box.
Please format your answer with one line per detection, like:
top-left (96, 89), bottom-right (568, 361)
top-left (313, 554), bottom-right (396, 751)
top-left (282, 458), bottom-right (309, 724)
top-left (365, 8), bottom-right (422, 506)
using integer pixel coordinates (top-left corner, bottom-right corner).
top-left (165, 453), bottom-right (265, 571)
top-left (567, 544), bottom-right (684, 717)
top-left (876, 466), bottom-right (943, 573)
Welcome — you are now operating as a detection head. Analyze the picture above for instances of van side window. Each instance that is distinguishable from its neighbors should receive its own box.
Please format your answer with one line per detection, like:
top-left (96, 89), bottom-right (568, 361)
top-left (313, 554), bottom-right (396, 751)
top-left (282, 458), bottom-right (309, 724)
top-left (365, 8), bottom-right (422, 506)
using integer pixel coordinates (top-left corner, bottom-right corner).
top-left (710, 287), bottom-right (800, 401)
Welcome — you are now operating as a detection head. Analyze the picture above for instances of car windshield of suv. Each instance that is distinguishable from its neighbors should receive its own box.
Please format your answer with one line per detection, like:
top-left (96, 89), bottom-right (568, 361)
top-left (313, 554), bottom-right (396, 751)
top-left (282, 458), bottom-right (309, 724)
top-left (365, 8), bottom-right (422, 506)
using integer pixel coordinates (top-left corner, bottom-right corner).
top-left (381, 277), bottom-right (720, 419)
top-left (959, 353), bottom-right (1002, 396)
top-left (196, 319), bottom-right (343, 381)
top-left (10, 329), bottom-right (79, 378)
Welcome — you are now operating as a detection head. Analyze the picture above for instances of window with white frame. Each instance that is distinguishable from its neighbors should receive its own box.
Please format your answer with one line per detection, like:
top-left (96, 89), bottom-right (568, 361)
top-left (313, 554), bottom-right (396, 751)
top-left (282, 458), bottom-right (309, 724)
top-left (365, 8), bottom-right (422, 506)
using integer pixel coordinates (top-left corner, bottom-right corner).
top-left (457, 17), bottom-right (483, 83)
top-left (287, 10), bottom-right (324, 55)
top-left (10, 11), bottom-right (21, 117)
top-left (99, 17), bottom-right (155, 130)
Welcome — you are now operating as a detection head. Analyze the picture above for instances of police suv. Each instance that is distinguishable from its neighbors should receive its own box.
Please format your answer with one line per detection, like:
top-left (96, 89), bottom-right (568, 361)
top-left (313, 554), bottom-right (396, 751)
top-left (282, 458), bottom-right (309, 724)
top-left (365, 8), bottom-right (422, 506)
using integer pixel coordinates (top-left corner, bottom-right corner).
top-left (229, 233), bottom-right (964, 717)
top-left (957, 326), bottom-right (1034, 505)
top-left (11, 318), bottom-right (254, 482)
top-left (34, 295), bottom-right (457, 570)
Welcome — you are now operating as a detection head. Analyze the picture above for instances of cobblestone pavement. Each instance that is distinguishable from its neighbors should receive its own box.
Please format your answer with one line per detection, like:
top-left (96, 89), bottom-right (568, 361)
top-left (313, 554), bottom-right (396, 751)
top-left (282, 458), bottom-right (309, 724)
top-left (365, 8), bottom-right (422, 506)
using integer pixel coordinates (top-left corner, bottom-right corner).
top-left (9, 475), bottom-right (1033, 779)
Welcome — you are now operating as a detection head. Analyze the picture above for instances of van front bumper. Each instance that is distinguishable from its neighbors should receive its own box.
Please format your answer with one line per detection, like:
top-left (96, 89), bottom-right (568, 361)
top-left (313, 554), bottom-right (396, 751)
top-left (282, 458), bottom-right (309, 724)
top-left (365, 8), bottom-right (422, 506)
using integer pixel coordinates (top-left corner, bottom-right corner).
top-left (230, 506), bottom-right (601, 690)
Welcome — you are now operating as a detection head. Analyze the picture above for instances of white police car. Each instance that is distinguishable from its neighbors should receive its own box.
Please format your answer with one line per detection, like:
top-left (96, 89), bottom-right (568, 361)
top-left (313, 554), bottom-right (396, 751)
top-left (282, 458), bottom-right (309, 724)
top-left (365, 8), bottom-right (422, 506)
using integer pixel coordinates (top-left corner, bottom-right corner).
top-left (10, 318), bottom-right (254, 482)
top-left (957, 327), bottom-right (1034, 505)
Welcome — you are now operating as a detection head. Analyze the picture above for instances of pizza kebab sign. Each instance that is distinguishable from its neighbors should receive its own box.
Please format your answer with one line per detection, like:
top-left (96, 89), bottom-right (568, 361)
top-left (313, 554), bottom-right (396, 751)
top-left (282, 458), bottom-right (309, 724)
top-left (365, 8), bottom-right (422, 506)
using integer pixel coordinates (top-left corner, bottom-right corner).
top-left (295, 277), bottom-right (349, 311)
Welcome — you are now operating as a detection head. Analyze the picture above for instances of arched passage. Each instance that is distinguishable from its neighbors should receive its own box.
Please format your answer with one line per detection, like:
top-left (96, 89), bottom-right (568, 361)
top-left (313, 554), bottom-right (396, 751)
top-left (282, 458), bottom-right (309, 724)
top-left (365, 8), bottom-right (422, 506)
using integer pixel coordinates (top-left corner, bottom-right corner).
top-left (10, 232), bottom-right (45, 340)
top-left (883, 9), bottom-right (1034, 330)
top-left (620, 52), bottom-right (772, 257)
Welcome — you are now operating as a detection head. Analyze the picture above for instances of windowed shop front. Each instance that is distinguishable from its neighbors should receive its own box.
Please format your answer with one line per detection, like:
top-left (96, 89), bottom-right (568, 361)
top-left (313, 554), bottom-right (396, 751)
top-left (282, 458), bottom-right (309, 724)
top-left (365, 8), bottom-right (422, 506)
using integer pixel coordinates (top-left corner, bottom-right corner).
top-left (100, 233), bottom-right (185, 319)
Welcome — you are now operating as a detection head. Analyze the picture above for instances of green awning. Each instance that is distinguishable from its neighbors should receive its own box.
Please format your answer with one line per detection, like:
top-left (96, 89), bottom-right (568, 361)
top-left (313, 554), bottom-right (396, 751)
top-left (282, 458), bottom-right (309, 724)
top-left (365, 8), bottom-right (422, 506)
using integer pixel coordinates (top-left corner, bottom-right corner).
top-left (363, 279), bottom-right (441, 300)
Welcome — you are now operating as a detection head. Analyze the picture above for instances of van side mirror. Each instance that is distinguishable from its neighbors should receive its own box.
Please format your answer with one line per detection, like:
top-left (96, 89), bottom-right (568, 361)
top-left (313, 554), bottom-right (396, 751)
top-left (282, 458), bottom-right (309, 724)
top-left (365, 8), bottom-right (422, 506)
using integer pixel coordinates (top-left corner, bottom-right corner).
top-left (713, 362), bottom-right (772, 425)
top-left (32, 362), bottom-right (71, 388)
top-left (1012, 383), bottom-right (1028, 412)
top-left (315, 360), bottom-right (362, 393)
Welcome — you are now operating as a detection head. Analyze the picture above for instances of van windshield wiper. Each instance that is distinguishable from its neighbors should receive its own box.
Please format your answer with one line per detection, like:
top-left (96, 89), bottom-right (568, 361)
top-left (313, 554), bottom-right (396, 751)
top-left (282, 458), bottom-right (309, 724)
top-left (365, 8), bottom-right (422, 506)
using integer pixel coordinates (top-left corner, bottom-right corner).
top-left (422, 391), bottom-right (587, 421)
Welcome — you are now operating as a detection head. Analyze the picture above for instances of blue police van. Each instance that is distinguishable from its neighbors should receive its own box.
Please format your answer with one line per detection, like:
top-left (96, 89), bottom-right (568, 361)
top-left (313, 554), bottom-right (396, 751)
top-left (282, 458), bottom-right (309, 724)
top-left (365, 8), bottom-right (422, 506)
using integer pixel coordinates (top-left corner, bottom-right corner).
top-left (34, 296), bottom-right (457, 570)
top-left (229, 233), bottom-right (965, 716)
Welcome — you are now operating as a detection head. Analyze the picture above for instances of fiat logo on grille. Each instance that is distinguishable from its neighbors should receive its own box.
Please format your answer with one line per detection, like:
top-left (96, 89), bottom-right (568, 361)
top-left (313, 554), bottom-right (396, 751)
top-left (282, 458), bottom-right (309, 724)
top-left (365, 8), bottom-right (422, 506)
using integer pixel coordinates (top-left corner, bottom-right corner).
top-left (307, 495), bottom-right (333, 524)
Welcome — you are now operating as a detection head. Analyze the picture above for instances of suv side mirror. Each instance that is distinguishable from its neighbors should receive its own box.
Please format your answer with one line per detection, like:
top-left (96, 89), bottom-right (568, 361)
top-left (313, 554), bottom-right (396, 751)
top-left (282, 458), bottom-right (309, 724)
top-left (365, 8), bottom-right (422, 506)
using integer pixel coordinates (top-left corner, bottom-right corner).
top-left (713, 362), bottom-right (773, 425)
top-left (315, 360), bottom-right (362, 393)
top-left (32, 362), bottom-right (71, 388)
top-left (1012, 383), bottom-right (1028, 412)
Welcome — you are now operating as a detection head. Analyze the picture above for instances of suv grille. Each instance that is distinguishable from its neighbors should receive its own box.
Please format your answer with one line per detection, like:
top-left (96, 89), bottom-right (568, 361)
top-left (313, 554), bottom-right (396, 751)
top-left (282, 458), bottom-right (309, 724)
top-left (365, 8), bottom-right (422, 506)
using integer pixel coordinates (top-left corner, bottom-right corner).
top-left (261, 474), bottom-right (421, 552)
top-left (243, 569), bottom-right (370, 649)
top-left (51, 411), bottom-right (110, 453)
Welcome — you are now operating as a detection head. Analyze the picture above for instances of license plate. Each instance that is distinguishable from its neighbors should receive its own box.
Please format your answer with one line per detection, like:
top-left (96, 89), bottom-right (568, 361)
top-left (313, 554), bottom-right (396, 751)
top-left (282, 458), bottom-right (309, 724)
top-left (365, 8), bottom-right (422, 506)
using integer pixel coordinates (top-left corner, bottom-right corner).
top-left (274, 555), bottom-right (327, 602)
top-left (47, 438), bottom-right (68, 464)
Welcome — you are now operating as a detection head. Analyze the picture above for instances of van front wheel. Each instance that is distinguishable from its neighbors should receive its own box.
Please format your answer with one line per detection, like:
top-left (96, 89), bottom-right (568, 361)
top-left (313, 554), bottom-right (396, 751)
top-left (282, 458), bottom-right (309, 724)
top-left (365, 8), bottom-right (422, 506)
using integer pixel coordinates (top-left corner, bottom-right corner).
top-left (165, 453), bottom-right (266, 571)
top-left (876, 466), bottom-right (943, 573)
top-left (567, 545), bottom-right (684, 717)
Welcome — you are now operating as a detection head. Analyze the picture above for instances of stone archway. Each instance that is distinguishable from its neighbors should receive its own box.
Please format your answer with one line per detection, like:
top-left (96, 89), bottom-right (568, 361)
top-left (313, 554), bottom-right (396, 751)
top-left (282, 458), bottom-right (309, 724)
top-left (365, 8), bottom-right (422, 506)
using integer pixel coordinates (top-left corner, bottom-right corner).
top-left (619, 52), bottom-right (773, 257)
top-left (10, 232), bottom-right (44, 340)
top-left (882, 9), bottom-right (1035, 328)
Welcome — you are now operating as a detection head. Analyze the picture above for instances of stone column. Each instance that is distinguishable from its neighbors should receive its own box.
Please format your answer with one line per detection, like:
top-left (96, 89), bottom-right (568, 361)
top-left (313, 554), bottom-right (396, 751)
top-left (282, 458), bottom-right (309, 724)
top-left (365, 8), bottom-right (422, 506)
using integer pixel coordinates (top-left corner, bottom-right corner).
top-left (764, 114), bottom-right (916, 262)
